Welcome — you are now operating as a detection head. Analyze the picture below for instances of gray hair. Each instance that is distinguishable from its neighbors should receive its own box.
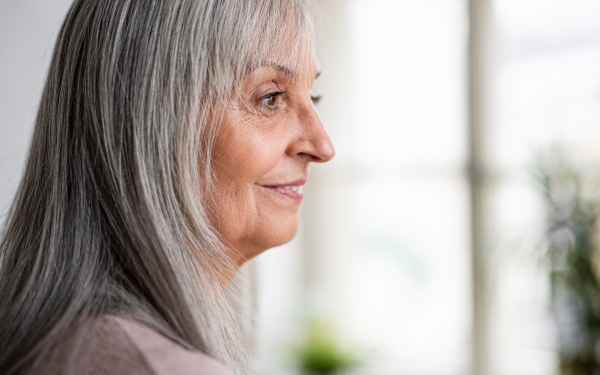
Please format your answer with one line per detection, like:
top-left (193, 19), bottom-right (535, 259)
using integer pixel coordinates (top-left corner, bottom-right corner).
top-left (0, 0), bottom-right (317, 374)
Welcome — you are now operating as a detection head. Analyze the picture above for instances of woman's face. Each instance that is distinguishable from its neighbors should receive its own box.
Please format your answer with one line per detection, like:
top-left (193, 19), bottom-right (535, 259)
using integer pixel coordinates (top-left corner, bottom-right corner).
top-left (209, 53), bottom-right (334, 267)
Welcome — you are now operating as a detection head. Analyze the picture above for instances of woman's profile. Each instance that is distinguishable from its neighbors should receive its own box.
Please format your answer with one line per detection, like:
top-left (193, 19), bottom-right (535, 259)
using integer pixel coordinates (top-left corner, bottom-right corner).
top-left (0, 1), bottom-right (334, 374)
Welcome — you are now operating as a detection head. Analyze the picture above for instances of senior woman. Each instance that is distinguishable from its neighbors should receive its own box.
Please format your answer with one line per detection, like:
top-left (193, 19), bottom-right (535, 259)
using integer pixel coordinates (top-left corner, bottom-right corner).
top-left (0, 0), bottom-right (334, 374)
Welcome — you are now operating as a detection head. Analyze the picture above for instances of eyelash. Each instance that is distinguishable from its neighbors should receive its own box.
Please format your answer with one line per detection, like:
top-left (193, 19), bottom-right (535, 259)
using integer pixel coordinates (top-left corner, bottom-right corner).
top-left (257, 91), bottom-right (323, 112)
top-left (259, 91), bottom-right (285, 111)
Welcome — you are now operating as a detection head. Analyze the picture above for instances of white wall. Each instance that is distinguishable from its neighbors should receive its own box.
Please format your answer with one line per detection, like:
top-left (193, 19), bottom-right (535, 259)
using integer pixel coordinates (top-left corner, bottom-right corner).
top-left (0, 0), bottom-right (73, 224)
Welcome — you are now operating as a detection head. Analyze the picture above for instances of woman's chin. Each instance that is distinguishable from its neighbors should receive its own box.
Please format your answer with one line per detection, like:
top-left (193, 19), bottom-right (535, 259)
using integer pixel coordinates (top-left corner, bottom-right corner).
top-left (234, 220), bottom-right (299, 266)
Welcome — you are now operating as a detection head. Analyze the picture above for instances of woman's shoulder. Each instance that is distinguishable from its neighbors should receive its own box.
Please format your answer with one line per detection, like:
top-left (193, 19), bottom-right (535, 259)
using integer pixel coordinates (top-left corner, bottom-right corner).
top-left (41, 315), bottom-right (234, 375)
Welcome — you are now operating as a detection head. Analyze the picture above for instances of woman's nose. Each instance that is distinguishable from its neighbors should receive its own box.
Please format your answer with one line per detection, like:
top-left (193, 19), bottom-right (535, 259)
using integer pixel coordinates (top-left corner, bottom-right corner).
top-left (286, 104), bottom-right (335, 163)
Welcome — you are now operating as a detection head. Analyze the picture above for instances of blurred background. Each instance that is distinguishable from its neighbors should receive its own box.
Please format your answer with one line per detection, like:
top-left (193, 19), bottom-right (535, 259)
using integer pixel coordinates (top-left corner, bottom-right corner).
top-left (2, 1), bottom-right (600, 374)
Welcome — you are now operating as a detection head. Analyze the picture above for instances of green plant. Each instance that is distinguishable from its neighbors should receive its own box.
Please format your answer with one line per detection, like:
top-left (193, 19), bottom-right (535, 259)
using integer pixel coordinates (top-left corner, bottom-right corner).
top-left (533, 153), bottom-right (600, 375)
top-left (292, 319), bottom-right (362, 375)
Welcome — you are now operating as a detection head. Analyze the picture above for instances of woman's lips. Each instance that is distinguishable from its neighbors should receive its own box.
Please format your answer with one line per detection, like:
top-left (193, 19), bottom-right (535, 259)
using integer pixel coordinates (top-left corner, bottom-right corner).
top-left (259, 180), bottom-right (306, 201)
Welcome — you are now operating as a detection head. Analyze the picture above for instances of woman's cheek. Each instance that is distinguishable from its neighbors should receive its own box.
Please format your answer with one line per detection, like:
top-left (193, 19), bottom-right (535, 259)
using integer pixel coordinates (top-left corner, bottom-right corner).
top-left (244, 131), bottom-right (287, 179)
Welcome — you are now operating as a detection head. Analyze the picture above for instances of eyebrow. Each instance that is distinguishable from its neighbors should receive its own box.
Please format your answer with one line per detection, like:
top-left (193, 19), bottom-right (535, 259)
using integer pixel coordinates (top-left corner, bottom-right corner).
top-left (261, 62), bottom-right (322, 80)
top-left (267, 62), bottom-right (297, 78)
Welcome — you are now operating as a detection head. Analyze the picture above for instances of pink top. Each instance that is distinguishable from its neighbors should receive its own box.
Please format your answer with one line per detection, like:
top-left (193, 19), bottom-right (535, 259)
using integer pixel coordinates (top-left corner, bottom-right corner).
top-left (39, 315), bottom-right (235, 375)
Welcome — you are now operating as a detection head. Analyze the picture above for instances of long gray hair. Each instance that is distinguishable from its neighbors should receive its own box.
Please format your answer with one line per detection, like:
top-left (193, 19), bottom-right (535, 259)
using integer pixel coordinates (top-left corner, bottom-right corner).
top-left (0, 0), bottom-right (316, 374)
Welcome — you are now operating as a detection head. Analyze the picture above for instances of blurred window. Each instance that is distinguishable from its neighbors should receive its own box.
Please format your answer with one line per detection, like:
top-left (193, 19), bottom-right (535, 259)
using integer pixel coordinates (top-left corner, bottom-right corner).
top-left (256, 0), bottom-right (600, 374)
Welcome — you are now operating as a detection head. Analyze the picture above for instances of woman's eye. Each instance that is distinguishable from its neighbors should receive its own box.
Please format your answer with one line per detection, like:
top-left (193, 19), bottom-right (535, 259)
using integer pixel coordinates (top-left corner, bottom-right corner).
top-left (259, 92), bottom-right (283, 109)
top-left (263, 95), bottom-right (276, 106)
top-left (309, 89), bottom-right (322, 105)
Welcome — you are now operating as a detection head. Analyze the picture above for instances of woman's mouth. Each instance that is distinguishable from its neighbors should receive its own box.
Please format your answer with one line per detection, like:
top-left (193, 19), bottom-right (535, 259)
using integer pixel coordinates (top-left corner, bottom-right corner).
top-left (260, 182), bottom-right (305, 201)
